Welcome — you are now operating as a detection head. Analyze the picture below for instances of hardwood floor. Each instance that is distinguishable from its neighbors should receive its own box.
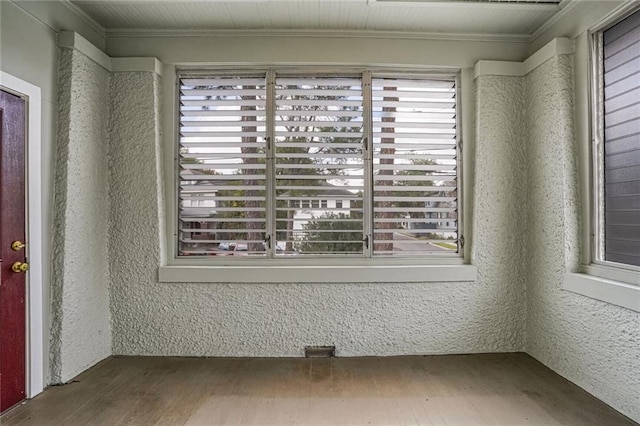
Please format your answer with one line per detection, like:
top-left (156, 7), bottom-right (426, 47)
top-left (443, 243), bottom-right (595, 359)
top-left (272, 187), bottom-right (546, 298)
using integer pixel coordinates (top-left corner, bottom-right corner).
top-left (1, 353), bottom-right (636, 425)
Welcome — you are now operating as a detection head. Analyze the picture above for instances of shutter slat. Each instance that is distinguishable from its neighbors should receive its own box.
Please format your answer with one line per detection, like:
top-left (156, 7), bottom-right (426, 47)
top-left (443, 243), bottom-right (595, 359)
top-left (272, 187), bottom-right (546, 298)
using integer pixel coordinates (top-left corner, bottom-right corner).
top-left (276, 142), bottom-right (362, 149)
top-left (604, 56), bottom-right (640, 86)
top-left (180, 109), bottom-right (268, 117)
top-left (275, 120), bottom-right (364, 128)
top-left (274, 185), bottom-right (363, 191)
top-left (275, 131), bottom-right (363, 138)
top-left (372, 142), bottom-right (457, 148)
top-left (181, 78), bottom-right (265, 86)
top-left (277, 77), bottom-right (362, 86)
top-left (181, 99), bottom-right (266, 107)
top-left (372, 89), bottom-right (455, 99)
top-left (604, 117), bottom-right (640, 142)
top-left (180, 131), bottom-right (265, 138)
top-left (180, 121), bottom-right (265, 128)
top-left (277, 99), bottom-right (363, 107)
top-left (277, 89), bottom-right (363, 97)
top-left (372, 78), bottom-right (454, 89)
top-left (275, 163), bottom-right (363, 170)
top-left (604, 103), bottom-right (640, 126)
top-left (181, 88), bottom-right (265, 96)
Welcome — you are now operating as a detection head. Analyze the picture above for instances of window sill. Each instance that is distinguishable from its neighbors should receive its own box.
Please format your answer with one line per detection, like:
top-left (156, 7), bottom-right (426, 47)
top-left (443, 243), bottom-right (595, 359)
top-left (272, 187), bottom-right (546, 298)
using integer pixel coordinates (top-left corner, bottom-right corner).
top-left (563, 266), bottom-right (640, 312)
top-left (158, 263), bottom-right (477, 283)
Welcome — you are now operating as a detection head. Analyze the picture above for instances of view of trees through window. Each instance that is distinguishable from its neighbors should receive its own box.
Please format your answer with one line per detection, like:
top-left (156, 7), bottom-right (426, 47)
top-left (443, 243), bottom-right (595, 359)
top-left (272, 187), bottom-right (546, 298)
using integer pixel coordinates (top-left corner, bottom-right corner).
top-left (178, 72), bottom-right (459, 258)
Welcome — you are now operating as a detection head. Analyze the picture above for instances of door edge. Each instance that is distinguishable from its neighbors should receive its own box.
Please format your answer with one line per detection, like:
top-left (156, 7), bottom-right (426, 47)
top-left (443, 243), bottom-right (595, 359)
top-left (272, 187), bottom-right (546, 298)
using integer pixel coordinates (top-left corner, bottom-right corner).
top-left (0, 71), bottom-right (44, 399)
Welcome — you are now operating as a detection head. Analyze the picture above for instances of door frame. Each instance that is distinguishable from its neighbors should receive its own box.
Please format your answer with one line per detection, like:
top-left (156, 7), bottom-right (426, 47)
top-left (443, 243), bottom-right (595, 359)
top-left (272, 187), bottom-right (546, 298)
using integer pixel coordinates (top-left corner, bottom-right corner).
top-left (0, 71), bottom-right (44, 399)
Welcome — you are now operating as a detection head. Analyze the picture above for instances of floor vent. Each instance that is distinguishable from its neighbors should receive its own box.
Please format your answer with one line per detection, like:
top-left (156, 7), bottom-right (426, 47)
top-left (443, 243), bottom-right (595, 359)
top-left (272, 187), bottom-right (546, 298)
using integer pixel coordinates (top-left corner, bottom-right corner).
top-left (305, 346), bottom-right (335, 358)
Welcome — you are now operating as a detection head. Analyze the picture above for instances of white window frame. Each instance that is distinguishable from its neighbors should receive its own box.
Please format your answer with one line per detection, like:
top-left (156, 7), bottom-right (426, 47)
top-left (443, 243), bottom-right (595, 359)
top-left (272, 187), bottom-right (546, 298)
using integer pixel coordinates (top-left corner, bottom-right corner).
top-left (160, 65), bottom-right (476, 283)
top-left (563, 5), bottom-right (640, 311)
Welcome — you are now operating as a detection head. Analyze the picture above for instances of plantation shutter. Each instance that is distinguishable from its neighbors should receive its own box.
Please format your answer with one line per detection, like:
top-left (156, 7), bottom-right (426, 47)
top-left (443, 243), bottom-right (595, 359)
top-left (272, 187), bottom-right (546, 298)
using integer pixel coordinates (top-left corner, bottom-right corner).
top-left (274, 77), bottom-right (365, 256)
top-left (603, 9), bottom-right (640, 266)
top-left (178, 75), bottom-right (268, 256)
top-left (371, 77), bottom-right (458, 255)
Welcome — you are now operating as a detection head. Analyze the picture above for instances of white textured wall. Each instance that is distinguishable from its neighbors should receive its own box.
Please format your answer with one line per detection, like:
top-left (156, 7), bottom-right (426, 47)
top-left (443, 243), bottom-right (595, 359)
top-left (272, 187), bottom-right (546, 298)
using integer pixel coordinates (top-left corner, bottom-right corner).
top-left (50, 48), bottom-right (112, 383)
top-left (474, 75), bottom-right (528, 351)
top-left (107, 71), bottom-right (525, 357)
top-left (524, 55), bottom-right (640, 422)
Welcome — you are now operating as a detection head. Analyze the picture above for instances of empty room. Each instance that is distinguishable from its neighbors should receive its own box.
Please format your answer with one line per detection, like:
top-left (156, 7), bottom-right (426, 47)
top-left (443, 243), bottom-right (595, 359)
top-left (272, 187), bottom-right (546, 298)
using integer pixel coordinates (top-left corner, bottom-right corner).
top-left (0, 0), bottom-right (639, 424)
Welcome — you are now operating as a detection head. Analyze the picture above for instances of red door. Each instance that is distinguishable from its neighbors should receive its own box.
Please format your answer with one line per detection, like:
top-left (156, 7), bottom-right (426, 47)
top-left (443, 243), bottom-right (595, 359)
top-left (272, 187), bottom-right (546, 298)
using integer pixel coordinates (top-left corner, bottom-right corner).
top-left (0, 89), bottom-right (27, 413)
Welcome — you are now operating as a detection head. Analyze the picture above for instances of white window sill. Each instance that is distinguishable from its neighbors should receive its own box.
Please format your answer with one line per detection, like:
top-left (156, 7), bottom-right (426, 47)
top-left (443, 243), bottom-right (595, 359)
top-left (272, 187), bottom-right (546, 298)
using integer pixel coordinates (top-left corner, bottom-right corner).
top-left (158, 264), bottom-right (477, 283)
top-left (563, 265), bottom-right (640, 312)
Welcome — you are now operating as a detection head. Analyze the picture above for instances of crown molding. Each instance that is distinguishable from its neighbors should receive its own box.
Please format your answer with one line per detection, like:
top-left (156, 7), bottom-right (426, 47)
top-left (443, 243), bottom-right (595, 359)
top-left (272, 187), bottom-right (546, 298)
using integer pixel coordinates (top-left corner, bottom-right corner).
top-left (530, 0), bottom-right (580, 42)
top-left (369, 0), bottom-right (560, 12)
top-left (105, 28), bottom-right (531, 44)
top-left (58, 0), bottom-right (107, 39)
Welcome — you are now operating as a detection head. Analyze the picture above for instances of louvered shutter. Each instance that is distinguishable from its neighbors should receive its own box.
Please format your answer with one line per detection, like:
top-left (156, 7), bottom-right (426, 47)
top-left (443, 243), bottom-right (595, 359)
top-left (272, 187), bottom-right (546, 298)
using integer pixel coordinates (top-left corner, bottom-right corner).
top-left (178, 75), bottom-right (268, 256)
top-left (371, 77), bottom-right (458, 255)
top-left (274, 77), bottom-right (365, 256)
top-left (603, 9), bottom-right (640, 267)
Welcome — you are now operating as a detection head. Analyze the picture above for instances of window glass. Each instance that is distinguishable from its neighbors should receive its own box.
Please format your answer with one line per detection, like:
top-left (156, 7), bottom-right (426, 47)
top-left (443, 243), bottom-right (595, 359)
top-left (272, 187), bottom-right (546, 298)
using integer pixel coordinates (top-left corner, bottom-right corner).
top-left (601, 9), bottom-right (640, 267)
top-left (177, 71), bottom-right (460, 258)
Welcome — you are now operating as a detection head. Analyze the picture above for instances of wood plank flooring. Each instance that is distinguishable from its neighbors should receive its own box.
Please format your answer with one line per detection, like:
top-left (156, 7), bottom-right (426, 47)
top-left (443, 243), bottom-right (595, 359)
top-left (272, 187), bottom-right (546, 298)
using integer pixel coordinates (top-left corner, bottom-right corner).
top-left (1, 353), bottom-right (636, 426)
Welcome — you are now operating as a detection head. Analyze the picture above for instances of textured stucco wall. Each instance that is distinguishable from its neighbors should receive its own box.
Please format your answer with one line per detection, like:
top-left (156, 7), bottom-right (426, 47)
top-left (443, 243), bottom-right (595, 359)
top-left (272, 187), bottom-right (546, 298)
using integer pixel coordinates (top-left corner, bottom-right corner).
top-left (107, 70), bottom-right (525, 357)
top-left (50, 48), bottom-right (112, 383)
top-left (474, 75), bottom-right (528, 351)
top-left (524, 55), bottom-right (640, 422)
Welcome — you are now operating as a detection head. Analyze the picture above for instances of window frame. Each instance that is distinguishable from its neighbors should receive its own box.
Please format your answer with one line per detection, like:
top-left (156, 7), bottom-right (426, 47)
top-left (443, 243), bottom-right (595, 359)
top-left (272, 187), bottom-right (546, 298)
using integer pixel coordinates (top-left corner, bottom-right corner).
top-left (160, 65), bottom-right (476, 282)
top-left (589, 6), bottom-right (640, 274)
top-left (562, 5), bottom-right (640, 312)
top-left (172, 67), bottom-right (465, 263)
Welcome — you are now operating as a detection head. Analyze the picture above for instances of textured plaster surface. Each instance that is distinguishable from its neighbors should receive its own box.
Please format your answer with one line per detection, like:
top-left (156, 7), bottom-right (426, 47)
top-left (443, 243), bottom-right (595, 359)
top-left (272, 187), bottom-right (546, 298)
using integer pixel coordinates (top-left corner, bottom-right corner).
top-left (524, 55), bottom-right (640, 422)
top-left (473, 75), bottom-right (528, 351)
top-left (107, 73), bottom-right (524, 357)
top-left (50, 48), bottom-right (111, 383)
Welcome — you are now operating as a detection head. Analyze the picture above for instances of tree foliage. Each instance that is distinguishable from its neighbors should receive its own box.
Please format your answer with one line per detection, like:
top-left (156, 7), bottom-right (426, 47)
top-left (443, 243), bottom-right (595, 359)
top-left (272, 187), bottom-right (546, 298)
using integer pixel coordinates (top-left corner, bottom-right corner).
top-left (297, 213), bottom-right (363, 253)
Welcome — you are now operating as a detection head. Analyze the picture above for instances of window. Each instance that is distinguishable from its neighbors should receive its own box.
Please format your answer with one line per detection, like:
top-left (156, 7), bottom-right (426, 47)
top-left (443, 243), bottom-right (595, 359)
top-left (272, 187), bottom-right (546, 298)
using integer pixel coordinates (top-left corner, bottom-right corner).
top-left (594, 8), bottom-right (640, 268)
top-left (177, 70), bottom-right (460, 259)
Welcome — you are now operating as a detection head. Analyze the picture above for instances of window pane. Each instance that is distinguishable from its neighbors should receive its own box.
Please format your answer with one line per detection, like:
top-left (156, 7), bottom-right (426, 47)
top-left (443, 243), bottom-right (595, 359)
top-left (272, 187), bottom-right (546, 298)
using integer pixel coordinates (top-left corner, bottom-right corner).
top-left (372, 77), bottom-right (458, 256)
top-left (274, 76), bottom-right (365, 256)
top-left (178, 75), bottom-right (268, 256)
top-left (603, 9), bottom-right (640, 267)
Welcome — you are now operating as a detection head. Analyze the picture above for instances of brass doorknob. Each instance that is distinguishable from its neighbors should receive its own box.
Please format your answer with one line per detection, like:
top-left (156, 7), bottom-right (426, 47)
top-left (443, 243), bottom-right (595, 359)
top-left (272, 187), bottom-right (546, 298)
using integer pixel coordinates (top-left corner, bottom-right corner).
top-left (11, 262), bottom-right (29, 273)
top-left (11, 241), bottom-right (26, 251)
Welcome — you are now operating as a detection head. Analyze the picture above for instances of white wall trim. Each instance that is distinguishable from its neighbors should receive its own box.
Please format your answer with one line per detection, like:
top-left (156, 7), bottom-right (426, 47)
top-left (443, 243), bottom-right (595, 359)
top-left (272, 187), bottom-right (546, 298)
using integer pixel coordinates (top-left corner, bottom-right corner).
top-left (0, 71), bottom-right (45, 399)
top-left (105, 28), bottom-right (531, 44)
top-left (523, 37), bottom-right (574, 74)
top-left (57, 32), bottom-right (163, 75)
top-left (474, 37), bottom-right (574, 79)
top-left (563, 272), bottom-right (640, 313)
top-left (473, 61), bottom-right (525, 78)
top-left (159, 264), bottom-right (477, 284)
top-left (111, 58), bottom-right (163, 76)
top-left (57, 31), bottom-right (112, 71)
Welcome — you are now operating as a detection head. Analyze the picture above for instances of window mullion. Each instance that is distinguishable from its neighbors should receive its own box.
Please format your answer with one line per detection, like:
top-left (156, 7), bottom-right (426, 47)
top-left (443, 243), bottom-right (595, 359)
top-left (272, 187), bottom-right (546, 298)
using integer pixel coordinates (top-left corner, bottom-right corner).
top-left (455, 73), bottom-right (464, 254)
top-left (592, 31), bottom-right (605, 263)
top-left (363, 71), bottom-right (374, 257)
top-left (265, 70), bottom-right (276, 257)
